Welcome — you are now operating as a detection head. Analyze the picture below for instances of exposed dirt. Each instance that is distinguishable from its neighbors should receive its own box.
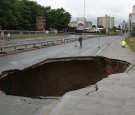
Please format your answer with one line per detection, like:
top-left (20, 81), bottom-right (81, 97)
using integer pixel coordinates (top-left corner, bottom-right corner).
top-left (0, 56), bottom-right (130, 97)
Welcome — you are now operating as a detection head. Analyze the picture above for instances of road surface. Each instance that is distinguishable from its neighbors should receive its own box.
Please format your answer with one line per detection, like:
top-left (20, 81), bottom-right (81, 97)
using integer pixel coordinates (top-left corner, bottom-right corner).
top-left (0, 35), bottom-right (121, 115)
top-left (0, 35), bottom-right (117, 75)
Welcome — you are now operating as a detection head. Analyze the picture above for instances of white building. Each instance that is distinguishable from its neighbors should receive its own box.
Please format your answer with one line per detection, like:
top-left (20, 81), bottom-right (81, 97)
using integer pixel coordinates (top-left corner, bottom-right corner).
top-left (97, 15), bottom-right (114, 29)
top-left (68, 21), bottom-right (77, 27)
top-left (68, 17), bottom-right (92, 31)
top-left (76, 17), bottom-right (85, 30)
top-left (129, 5), bottom-right (135, 28)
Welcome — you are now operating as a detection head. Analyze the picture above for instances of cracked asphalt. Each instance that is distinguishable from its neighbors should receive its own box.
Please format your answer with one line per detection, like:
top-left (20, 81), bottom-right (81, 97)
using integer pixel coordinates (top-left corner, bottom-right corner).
top-left (48, 36), bottom-right (135, 115)
top-left (0, 90), bottom-right (59, 115)
top-left (1, 35), bottom-right (135, 115)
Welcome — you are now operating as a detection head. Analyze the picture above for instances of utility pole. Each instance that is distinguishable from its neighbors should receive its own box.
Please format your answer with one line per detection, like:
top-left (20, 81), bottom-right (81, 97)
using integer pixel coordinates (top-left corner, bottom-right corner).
top-left (83, 0), bottom-right (85, 37)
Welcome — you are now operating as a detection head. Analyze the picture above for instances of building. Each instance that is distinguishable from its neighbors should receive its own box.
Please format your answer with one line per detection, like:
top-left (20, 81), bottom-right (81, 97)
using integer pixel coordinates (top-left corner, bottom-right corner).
top-left (129, 5), bottom-right (135, 30)
top-left (85, 21), bottom-right (92, 29)
top-left (76, 17), bottom-right (85, 31)
top-left (36, 16), bottom-right (46, 31)
top-left (68, 17), bottom-right (92, 31)
top-left (97, 15), bottom-right (114, 29)
top-left (68, 21), bottom-right (77, 27)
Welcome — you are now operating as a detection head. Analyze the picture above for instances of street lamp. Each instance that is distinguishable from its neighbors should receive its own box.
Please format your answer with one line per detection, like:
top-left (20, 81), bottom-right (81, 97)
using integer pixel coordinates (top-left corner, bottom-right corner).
top-left (84, 0), bottom-right (85, 21)
top-left (83, 0), bottom-right (85, 35)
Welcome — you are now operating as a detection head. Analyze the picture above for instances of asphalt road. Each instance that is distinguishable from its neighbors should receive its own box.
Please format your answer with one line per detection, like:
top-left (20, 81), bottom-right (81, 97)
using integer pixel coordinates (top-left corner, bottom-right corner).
top-left (0, 35), bottom-right (117, 75)
top-left (0, 35), bottom-right (118, 115)
top-left (1, 34), bottom-right (100, 52)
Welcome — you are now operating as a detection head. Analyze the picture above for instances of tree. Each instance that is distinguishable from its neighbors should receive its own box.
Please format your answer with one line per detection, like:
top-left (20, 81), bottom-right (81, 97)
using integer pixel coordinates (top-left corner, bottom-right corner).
top-left (15, 0), bottom-right (45, 30)
top-left (0, 0), bottom-right (71, 30)
top-left (92, 25), bottom-right (96, 28)
top-left (97, 25), bottom-right (104, 28)
top-left (47, 8), bottom-right (71, 31)
top-left (44, 6), bottom-right (51, 30)
top-left (118, 25), bottom-right (121, 30)
top-left (0, 0), bottom-right (17, 29)
top-left (112, 26), bottom-right (117, 32)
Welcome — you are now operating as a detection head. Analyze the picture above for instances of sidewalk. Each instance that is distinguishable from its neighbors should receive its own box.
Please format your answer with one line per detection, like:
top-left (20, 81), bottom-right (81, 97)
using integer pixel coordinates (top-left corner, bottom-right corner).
top-left (45, 36), bottom-right (135, 115)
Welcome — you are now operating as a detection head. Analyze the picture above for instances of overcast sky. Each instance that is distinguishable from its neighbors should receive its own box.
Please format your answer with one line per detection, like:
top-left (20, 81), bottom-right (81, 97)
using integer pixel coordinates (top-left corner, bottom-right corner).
top-left (33, 0), bottom-right (135, 26)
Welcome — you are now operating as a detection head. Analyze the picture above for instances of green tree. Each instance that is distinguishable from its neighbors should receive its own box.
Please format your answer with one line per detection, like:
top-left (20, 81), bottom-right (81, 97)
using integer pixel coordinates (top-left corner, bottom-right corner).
top-left (0, 0), bottom-right (71, 31)
top-left (117, 25), bottom-right (121, 30)
top-left (0, 0), bottom-right (17, 29)
top-left (15, 0), bottom-right (45, 30)
top-left (47, 8), bottom-right (71, 31)
top-left (92, 25), bottom-right (96, 28)
top-left (112, 26), bottom-right (117, 32)
top-left (97, 25), bottom-right (104, 28)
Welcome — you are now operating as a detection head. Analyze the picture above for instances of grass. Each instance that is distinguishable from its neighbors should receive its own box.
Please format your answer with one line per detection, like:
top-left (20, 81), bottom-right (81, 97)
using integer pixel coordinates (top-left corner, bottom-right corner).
top-left (126, 37), bottom-right (135, 51)
top-left (111, 31), bottom-right (121, 35)
top-left (3, 33), bottom-right (66, 41)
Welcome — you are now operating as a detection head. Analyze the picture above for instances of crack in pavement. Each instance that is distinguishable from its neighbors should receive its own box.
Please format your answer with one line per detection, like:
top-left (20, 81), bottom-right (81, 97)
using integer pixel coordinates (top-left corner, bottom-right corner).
top-left (85, 84), bottom-right (98, 96)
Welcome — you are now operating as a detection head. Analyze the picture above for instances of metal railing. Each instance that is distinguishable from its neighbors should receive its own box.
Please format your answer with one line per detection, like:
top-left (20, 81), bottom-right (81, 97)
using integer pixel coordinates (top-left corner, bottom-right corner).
top-left (0, 38), bottom-right (78, 53)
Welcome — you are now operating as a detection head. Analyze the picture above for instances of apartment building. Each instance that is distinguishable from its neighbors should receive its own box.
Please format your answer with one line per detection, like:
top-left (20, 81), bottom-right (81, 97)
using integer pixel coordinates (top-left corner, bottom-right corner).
top-left (97, 15), bottom-right (114, 29)
top-left (129, 5), bottom-right (135, 29)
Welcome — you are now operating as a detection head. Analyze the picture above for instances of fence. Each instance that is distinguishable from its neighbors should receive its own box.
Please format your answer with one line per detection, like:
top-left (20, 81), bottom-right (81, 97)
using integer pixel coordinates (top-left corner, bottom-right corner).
top-left (0, 37), bottom-right (78, 53)
top-left (0, 30), bottom-right (68, 43)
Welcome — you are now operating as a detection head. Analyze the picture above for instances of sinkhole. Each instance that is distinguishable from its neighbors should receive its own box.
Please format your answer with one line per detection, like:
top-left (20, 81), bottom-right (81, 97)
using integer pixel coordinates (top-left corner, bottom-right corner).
top-left (0, 56), bottom-right (130, 97)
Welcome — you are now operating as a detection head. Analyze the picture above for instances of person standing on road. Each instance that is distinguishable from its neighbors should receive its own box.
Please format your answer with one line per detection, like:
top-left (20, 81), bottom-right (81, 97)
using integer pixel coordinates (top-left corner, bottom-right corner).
top-left (121, 39), bottom-right (126, 48)
top-left (79, 35), bottom-right (82, 47)
top-left (0, 30), bottom-right (4, 42)
top-left (7, 32), bottom-right (11, 42)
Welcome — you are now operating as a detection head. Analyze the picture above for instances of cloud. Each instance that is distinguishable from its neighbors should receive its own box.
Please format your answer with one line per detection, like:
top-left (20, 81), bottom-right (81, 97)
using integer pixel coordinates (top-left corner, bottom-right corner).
top-left (34, 0), bottom-right (135, 25)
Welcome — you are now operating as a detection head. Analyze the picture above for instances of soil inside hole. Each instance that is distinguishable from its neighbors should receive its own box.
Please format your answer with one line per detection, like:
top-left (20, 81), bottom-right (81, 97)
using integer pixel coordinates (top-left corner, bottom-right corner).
top-left (0, 56), bottom-right (130, 97)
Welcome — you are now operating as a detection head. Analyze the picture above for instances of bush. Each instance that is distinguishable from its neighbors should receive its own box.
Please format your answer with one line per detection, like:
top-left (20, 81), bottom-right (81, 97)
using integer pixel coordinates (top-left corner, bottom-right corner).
top-left (131, 31), bottom-right (135, 37)
top-left (126, 37), bottom-right (135, 51)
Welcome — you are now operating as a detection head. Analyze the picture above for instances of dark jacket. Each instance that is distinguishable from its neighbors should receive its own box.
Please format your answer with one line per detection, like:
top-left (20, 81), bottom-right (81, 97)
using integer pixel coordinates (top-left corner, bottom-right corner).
top-left (79, 36), bottom-right (82, 42)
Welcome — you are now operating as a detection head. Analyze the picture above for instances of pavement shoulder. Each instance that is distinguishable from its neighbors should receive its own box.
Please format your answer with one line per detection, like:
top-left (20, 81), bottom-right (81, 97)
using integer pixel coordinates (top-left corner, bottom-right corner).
top-left (48, 73), bottom-right (135, 115)
top-left (37, 100), bottom-right (59, 115)
top-left (47, 36), bottom-right (135, 115)
top-left (98, 36), bottom-right (135, 63)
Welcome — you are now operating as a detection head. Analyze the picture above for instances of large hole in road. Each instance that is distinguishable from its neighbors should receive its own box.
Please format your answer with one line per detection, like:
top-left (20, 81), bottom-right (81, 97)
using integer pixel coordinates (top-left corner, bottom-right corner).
top-left (0, 56), bottom-right (130, 97)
